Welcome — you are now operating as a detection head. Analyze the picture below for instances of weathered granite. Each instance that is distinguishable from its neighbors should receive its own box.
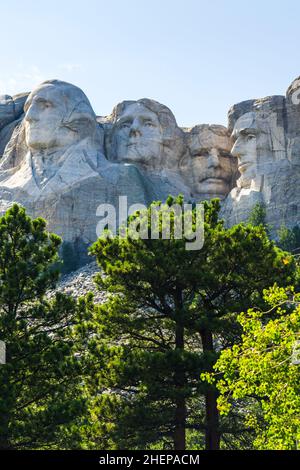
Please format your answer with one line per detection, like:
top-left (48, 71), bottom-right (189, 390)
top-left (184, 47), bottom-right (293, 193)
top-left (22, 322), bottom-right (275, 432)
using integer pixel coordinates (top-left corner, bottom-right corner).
top-left (106, 99), bottom-right (186, 169)
top-left (105, 98), bottom-right (191, 200)
top-left (0, 92), bottom-right (29, 156)
top-left (184, 124), bottom-right (237, 200)
top-left (286, 76), bottom-right (300, 164)
top-left (221, 95), bottom-right (293, 231)
top-left (0, 76), bottom-right (300, 264)
top-left (0, 80), bottom-right (105, 200)
top-left (0, 81), bottom-right (157, 264)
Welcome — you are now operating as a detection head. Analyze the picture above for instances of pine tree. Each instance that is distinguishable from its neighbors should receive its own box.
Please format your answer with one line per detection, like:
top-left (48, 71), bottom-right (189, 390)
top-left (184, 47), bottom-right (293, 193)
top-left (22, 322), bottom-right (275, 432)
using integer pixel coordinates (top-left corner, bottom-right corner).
top-left (89, 196), bottom-right (296, 450)
top-left (247, 202), bottom-right (267, 229)
top-left (0, 204), bottom-right (91, 449)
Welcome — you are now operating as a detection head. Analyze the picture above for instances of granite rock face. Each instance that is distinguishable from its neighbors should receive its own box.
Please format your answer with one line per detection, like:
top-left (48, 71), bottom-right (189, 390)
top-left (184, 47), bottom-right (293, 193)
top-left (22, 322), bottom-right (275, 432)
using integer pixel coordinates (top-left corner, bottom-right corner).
top-left (221, 82), bottom-right (300, 234)
top-left (0, 81), bottom-right (157, 264)
top-left (0, 92), bottom-right (29, 155)
top-left (184, 124), bottom-right (237, 200)
top-left (104, 98), bottom-right (191, 200)
top-left (0, 76), bottom-right (300, 265)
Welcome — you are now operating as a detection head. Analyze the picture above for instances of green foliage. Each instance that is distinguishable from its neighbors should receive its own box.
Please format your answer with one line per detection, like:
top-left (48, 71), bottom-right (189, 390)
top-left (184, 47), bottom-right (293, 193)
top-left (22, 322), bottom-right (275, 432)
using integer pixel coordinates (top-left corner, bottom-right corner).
top-left (1, 202), bottom-right (297, 450)
top-left (292, 225), bottom-right (300, 250)
top-left (88, 196), bottom-right (296, 450)
top-left (0, 204), bottom-right (92, 449)
top-left (211, 285), bottom-right (300, 450)
top-left (247, 203), bottom-right (267, 229)
top-left (277, 224), bottom-right (300, 254)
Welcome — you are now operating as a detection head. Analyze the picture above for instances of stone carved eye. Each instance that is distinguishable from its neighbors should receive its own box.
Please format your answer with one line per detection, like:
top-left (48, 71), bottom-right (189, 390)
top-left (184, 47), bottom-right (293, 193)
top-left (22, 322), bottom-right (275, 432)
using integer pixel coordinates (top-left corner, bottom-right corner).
top-left (194, 149), bottom-right (210, 158)
top-left (219, 150), bottom-right (231, 158)
top-left (119, 121), bottom-right (131, 129)
top-left (143, 120), bottom-right (155, 128)
top-left (246, 134), bottom-right (256, 141)
top-left (36, 99), bottom-right (52, 110)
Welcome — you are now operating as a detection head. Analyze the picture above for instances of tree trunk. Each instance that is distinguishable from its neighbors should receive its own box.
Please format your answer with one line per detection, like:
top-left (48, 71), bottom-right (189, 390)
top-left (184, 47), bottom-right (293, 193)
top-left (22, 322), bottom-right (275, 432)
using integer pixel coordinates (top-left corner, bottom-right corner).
top-left (0, 414), bottom-right (12, 450)
top-left (0, 438), bottom-right (12, 450)
top-left (204, 386), bottom-right (220, 450)
top-left (174, 318), bottom-right (186, 450)
top-left (0, 344), bottom-right (14, 450)
top-left (200, 328), bottom-right (220, 450)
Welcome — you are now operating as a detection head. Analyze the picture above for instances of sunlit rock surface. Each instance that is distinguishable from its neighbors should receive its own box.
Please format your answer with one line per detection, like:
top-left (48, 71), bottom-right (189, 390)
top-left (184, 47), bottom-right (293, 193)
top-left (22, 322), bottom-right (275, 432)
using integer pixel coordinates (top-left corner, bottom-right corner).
top-left (0, 76), bottom-right (300, 264)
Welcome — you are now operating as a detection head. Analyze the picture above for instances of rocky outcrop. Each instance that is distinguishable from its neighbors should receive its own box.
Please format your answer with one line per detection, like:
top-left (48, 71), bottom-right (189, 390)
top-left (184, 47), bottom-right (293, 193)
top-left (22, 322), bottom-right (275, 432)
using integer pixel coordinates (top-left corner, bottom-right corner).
top-left (0, 92), bottom-right (29, 155)
top-left (48, 261), bottom-right (104, 302)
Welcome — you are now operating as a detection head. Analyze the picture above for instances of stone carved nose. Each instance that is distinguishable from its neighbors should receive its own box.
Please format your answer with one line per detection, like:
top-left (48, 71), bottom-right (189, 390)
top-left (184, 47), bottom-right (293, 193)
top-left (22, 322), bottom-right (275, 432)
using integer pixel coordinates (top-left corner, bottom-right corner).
top-left (129, 119), bottom-right (142, 137)
top-left (207, 152), bottom-right (219, 168)
top-left (231, 139), bottom-right (242, 158)
top-left (25, 106), bottom-right (38, 123)
top-left (129, 128), bottom-right (141, 137)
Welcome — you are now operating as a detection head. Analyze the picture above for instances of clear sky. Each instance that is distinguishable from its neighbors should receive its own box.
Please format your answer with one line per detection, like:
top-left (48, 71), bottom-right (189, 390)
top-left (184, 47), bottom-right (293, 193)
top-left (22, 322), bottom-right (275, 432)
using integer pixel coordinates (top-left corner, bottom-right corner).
top-left (0, 0), bottom-right (299, 126)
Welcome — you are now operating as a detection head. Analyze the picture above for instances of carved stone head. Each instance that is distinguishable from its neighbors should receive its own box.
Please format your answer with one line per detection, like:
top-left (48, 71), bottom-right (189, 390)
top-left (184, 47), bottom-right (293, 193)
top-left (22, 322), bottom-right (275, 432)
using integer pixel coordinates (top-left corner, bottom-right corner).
top-left (24, 79), bottom-right (100, 152)
top-left (230, 96), bottom-right (287, 189)
top-left (107, 98), bottom-right (185, 170)
top-left (187, 124), bottom-right (237, 199)
top-left (286, 76), bottom-right (300, 164)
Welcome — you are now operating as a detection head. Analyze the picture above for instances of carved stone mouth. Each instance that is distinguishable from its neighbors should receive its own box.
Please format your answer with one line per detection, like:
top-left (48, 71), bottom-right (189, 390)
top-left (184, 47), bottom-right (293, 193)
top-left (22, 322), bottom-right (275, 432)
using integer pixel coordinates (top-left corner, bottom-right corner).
top-left (200, 177), bottom-right (223, 183)
top-left (127, 142), bottom-right (139, 147)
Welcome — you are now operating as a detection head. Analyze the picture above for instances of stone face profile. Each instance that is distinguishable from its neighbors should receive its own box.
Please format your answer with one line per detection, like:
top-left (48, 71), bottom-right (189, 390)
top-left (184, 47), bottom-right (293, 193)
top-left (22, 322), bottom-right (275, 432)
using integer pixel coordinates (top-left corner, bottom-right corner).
top-left (286, 76), bottom-right (300, 164)
top-left (185, 124), bottom-right (237, 200)
top-left (106, 98), bottom-right (186, 171)
top-left (0, 75), bottom-right (300, 264)
top-left (231, 96), bottom-right (286, 190)
top-left (221, 94), bottom-right (297, 230)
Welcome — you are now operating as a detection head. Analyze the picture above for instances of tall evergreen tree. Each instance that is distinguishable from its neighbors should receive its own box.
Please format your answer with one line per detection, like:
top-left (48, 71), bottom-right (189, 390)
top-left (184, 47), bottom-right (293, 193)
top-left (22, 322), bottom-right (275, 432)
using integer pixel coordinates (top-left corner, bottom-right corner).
top-left (0, 204), bottom-right (91, 449)
top-left (89, 196), bottom-right (295, 450)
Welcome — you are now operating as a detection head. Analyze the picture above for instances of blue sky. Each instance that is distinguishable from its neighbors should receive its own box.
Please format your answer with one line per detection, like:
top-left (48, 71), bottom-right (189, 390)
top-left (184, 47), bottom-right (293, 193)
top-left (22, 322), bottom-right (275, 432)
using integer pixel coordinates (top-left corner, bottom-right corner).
top-left (0, 0), bottom-right (299, 126)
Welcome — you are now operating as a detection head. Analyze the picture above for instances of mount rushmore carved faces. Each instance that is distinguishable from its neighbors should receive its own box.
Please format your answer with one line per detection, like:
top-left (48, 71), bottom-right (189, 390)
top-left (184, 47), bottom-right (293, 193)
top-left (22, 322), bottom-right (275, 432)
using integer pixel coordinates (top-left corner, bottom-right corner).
top-left (107, 98), bottom-right (185, 171)
top-left (0, 76), bottom-right (299, 248)
top-left (187, 124), bottom-right (237, 199)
